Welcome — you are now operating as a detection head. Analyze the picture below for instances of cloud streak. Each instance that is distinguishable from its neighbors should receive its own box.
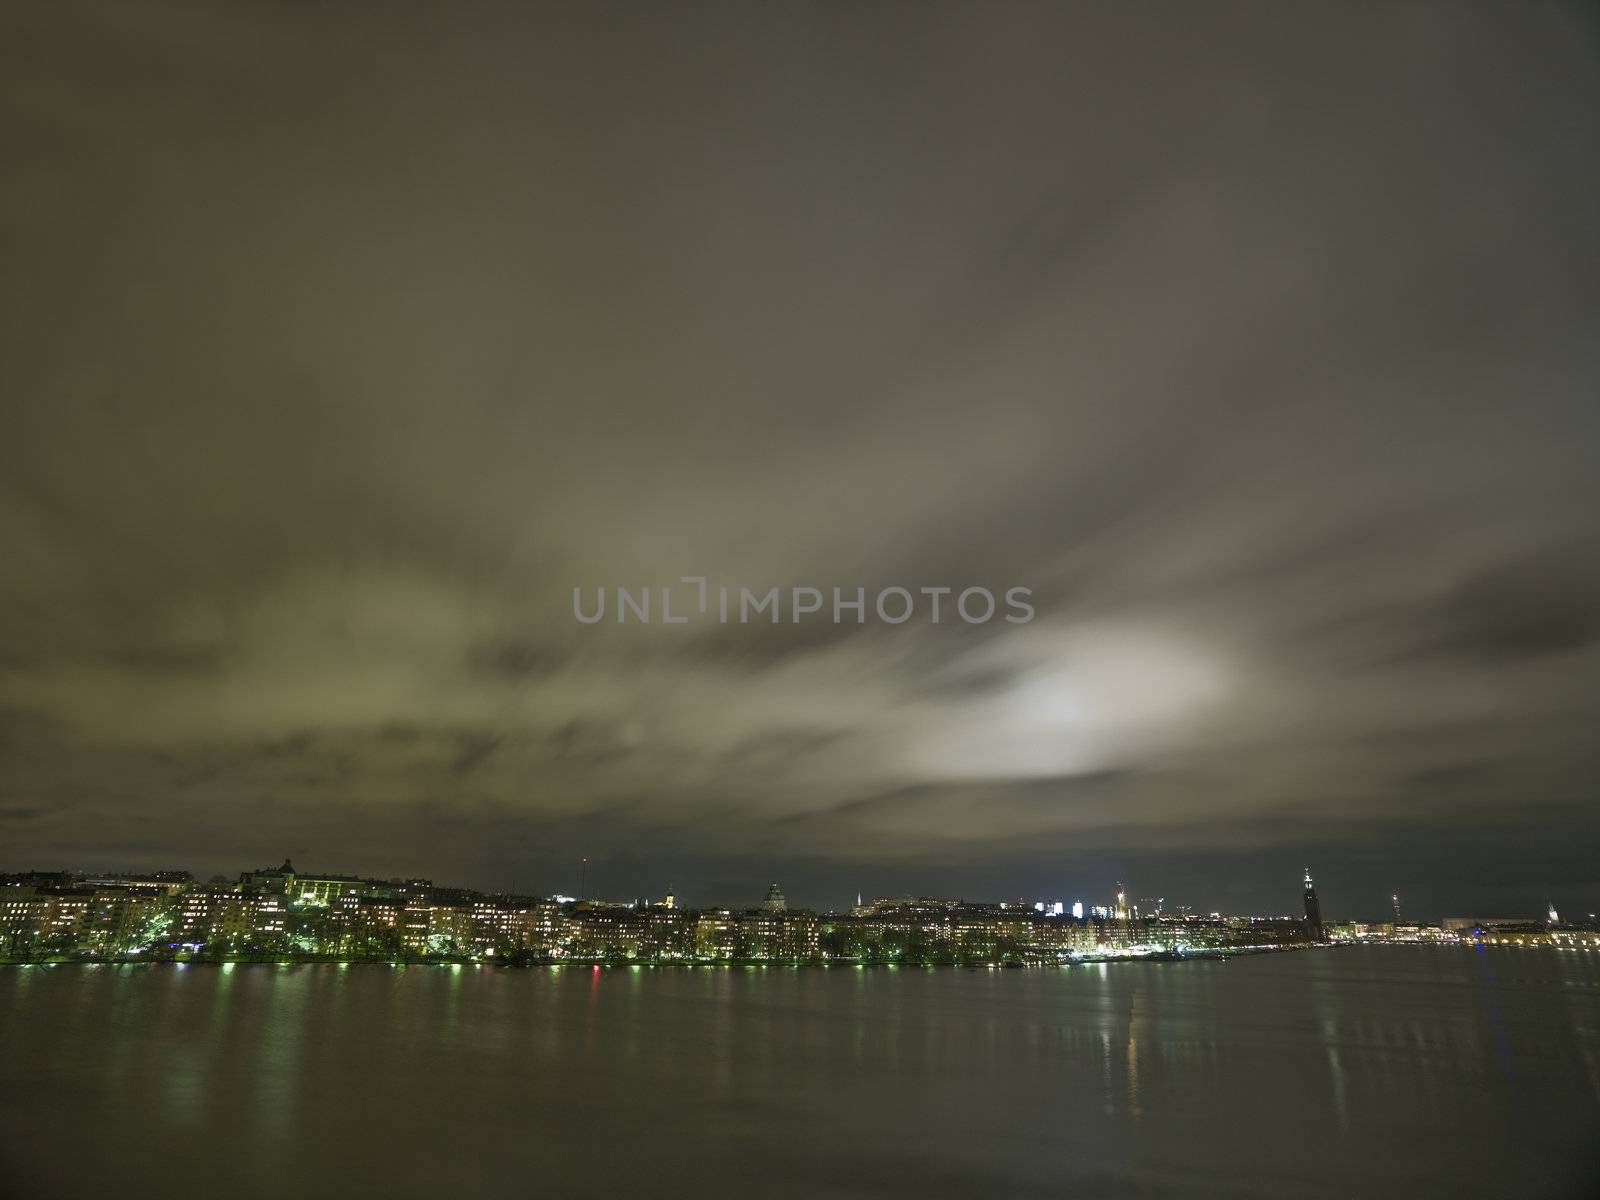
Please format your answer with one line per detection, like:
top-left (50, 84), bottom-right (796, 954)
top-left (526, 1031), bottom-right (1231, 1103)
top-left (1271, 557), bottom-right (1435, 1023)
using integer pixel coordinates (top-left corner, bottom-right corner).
top-left (1, 2), bottom-right (1597, 918)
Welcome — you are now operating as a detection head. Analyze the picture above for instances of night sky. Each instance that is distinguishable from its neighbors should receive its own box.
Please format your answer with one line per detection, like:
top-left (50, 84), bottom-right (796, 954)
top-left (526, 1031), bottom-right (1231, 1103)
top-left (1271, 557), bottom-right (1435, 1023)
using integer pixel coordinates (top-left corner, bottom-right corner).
top-left (3, 3), bottom-right (1597, 921)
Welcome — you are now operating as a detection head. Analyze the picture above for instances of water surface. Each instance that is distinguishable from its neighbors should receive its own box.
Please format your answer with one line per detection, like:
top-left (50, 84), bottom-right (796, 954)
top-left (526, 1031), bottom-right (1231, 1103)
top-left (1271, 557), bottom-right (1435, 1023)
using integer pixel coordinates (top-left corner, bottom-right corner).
top-left (2, 947), bottom-right (1597, 1198)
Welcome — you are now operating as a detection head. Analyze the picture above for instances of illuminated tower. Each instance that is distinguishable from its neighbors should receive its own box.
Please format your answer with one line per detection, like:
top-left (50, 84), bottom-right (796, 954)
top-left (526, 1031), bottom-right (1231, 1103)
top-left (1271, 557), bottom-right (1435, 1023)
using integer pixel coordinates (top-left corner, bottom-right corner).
top-left (1303, 868), bottom-right (1324, 941)
top-left (1391, 893), bottom-right (1402, 924)
top-left (1114, 882), bottom-right (1128, 921)
top-left (1547, 901), bottom-right (1559, 925)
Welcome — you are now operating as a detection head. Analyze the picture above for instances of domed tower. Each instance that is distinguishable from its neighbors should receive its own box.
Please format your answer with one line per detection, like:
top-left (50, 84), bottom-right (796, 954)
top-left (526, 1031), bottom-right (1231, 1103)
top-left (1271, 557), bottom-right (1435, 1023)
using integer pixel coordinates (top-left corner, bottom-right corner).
top-left (761, 882), bottom-right (787, 913)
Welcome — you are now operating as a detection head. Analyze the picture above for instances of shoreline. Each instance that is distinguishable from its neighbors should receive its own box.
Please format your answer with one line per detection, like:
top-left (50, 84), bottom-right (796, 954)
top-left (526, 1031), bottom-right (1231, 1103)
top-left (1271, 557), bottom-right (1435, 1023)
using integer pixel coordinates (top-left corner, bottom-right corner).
top-left (1, 944), bottom-right (1330, 969)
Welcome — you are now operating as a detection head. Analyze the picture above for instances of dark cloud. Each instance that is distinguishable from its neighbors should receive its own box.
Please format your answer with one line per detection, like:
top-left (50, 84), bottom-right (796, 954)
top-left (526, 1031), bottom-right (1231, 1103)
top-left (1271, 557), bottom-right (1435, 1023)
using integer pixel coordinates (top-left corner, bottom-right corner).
top-left (464, 639), bottom-right (564, 681)
top-left (1422, 554), bottom-right (1600, 663)
top-left (1, 2), bottom-right (1597, 920)
top-left (448, 733), bottom-right (502, 777)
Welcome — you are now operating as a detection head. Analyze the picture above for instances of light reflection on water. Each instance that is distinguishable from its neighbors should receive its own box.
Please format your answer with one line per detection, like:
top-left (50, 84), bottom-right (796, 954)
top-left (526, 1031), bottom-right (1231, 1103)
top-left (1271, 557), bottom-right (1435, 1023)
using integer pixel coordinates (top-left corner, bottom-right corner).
top-left (1, 947), bottom-right (1597, 1199)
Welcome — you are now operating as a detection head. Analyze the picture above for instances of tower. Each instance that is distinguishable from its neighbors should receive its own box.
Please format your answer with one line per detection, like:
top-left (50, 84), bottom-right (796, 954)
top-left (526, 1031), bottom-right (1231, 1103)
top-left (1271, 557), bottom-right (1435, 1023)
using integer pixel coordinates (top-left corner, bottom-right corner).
top-left (762, 882), bottom-right (787, 913)
top-left (1391, 892), bottom-right (1402, 924)
top-left (1303, 868), bottom-right (1324, 941)
top-left (1114, 882), bottom-right (1128, 922)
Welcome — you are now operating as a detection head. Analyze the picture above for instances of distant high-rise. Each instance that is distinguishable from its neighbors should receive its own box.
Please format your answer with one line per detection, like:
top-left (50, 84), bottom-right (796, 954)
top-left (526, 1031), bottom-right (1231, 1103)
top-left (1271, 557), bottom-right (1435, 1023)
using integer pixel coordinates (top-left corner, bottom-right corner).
top-left (1071, 901), bottom-right (1084, 920)
top-left (1303, 868), bottom-right (1324, 941)
top-left (1547, 901), bottom-right (1559, 925)
top-left (1114, 882), bottom-right (1128, 921)
top-left (663, 884), bottom-right (676, 910)
top-left (1391, 892), bottom-right (1403, 924)
top-left (762, 882), bottom-right (787, 913)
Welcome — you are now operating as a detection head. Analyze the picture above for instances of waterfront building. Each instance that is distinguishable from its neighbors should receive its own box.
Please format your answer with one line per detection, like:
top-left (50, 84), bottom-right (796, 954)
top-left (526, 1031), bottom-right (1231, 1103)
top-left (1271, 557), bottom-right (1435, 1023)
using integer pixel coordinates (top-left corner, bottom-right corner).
top-left (0, 890), bottom-right (56, 956)
top-left (401, 894), bottom-right (432, 953)
top-left (695, 909), bottom-right (738, 959)
top-left (639, 907), bottom-right (691, 958)
top-left (741, 908), bottom-right (784, 958)
top-left (426, 904), bottom-right (477, 955)
top-left (1030, 913), bottom-right (1097, 955)
top-left (172, 889), bottom-right (286, 952)
top-left (77, 888), bottom-right (163, 954)
top-left (470, 898), bottom-right (565, 956)
top-left (735, 907), bottom-right (818, 960)
top-left (574, 905), bottom-right (651, 958)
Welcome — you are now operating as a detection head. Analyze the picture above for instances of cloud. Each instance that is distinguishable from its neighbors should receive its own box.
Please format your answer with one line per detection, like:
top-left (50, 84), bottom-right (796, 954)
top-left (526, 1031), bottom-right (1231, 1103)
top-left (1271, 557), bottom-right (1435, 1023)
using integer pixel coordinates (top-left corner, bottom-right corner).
top-left (0, 2), bottom-right (1597, 917)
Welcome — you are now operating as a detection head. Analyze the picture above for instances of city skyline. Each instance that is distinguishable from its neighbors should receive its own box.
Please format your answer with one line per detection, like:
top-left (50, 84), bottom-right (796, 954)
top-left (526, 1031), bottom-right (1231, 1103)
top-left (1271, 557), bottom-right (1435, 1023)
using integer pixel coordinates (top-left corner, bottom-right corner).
top-left (2, 853), bottom-right (1580, 928)
top-left (10, 853), bottom-right (1593, 970)
top-left (4, 836), bottom-right (1583, 924)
